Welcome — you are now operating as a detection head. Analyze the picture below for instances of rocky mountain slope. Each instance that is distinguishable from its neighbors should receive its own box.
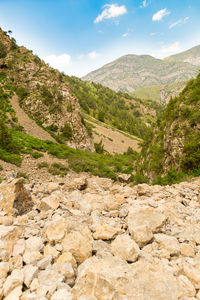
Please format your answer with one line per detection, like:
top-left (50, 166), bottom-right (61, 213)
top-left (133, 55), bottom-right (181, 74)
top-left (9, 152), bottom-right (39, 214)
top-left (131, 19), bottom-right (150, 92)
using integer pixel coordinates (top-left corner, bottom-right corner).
top-left (83, 45), bottom-right (200, 103)
top-left (0, 172), bottom-right (200, 299)
top-left (165, 44), bottom-right (200, 66)
top-left (135, 72), bottom-right (200, 184)
top-left (0, 28), bottom-right (93, 151)
top-left (66, 76), bottom-right (162, 139)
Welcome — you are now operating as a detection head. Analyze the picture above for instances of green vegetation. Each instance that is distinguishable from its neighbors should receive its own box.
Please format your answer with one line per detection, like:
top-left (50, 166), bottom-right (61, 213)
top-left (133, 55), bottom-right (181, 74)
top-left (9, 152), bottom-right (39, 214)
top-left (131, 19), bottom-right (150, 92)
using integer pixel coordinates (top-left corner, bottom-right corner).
top-left (60, 122), bottom-right (73, 140)
top-left (0, 127), bottom-right (138, 180)
top-left (66, 76), bottom-right (162, 139)
top-left (48, 162), bottom-right (69, 176)
top-left (133, 81), bottom-right (187, 104)
top-left (94, 139), bottom-right (105, 154)
top-left (134, 72), bottom-right (200, 185)
top-left (37, 162), bottom-right (49, 169)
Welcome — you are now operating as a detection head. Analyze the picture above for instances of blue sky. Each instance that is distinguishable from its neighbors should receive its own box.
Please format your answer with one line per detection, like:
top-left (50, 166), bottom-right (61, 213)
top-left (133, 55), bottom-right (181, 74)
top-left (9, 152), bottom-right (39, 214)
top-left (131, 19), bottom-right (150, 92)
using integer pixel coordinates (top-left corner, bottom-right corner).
top-left (0, 0), bottom-right (200, 77)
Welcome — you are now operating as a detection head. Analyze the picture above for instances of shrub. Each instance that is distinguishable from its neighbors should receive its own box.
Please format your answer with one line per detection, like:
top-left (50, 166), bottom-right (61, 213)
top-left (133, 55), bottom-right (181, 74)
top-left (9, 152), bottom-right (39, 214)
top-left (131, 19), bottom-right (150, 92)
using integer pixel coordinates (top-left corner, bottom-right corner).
top-left (98, 111), bottom-right (105, 122)
top-left (16, 171), bottom-right (28, 179)
top-left (31, 152), bottom-right (44, 159)
top-left (37, 162), bottom-right (49, 169)
top-left (0, 119), bottom-right (19, 154)
top-left (48, 162), bottom-right (69, 176)
top-left (94, 139), bottom-right (104, 154)
top-left (61, 122), bottom-right (73, 140)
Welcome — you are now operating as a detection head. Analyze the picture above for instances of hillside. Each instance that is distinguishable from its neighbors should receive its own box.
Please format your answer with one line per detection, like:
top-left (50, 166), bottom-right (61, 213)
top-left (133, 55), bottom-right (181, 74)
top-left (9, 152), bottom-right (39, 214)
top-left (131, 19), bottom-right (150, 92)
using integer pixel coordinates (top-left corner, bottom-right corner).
top-left (0, 28), bottom-right (93, 151)
top-left (66, 76), bottom-right (162, 139)
top-left (165, 44), bottom-right (200, 66)
top-left (134, 72), bottom-right (200, 185)
top-left (83, 46), bottom-right (200, 103)
top-left (133, 81), bottom-right (187, 104)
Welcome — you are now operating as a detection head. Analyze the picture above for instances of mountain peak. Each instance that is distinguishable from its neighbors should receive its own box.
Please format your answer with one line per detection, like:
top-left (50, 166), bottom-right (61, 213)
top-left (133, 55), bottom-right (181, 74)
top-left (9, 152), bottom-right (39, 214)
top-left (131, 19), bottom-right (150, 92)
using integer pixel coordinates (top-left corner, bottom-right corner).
top-left (83, 46), bottom-right (200, 93)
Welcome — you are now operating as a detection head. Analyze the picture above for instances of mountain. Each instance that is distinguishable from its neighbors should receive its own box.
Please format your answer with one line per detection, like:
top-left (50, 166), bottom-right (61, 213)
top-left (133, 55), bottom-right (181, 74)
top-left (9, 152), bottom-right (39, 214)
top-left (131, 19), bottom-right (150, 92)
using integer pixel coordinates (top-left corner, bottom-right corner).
top-left (0, 28), bottom-right (93, 151)
top-left (134, 72), bottom-right (200, 184)
top-left (82, 45), bottom-right (200, 103)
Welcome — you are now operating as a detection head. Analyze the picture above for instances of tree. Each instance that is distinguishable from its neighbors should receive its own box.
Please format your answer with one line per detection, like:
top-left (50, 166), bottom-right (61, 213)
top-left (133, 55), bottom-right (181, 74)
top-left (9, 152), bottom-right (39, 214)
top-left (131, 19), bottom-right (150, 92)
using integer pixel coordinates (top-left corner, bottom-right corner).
top-left (0, 119), bottom-right (18, 153)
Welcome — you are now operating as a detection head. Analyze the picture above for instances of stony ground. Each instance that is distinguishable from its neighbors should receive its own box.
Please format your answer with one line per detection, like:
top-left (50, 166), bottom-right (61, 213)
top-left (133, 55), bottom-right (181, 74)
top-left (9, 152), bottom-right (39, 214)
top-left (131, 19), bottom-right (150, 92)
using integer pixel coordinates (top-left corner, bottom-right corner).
top-left (0, 172), bottom-right (200, 300)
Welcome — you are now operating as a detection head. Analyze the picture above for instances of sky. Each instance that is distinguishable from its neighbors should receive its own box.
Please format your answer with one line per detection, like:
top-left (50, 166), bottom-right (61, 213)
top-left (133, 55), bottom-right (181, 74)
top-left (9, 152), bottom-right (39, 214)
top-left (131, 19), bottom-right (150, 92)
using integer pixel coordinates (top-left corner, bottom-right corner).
top-left (0, 0), bottom-right (200, 77)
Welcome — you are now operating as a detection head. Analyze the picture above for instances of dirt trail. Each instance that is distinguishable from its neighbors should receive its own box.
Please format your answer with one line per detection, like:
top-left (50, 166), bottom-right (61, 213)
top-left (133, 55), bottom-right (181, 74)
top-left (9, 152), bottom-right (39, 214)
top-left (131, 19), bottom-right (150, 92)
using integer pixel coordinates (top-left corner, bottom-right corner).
top-left (87, 119), bottom-right (140, 154)
top-left (10, 95), bottom-right (56, 142)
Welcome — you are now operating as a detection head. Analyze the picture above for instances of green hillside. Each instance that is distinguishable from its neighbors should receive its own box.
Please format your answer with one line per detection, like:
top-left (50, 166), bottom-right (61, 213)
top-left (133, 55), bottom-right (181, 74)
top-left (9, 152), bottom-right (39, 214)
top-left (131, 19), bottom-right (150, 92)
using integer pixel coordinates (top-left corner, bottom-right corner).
top-left (66, 76), bottom-right (163, 139)
top-left (133, 81), bottom-right (187, 104)
top-left (134, 72), bottom-right (200, 185)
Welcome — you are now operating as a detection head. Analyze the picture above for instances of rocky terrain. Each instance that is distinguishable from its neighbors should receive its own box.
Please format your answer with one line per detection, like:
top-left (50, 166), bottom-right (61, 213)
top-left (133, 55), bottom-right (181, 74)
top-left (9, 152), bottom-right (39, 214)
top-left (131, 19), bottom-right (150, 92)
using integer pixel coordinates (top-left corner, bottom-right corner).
top-left (0, 172), bottom-right (200, 299)
top-left (83, 45), bottom-right (200, 103)
top-left (135, 71), bottom-right (200, 184)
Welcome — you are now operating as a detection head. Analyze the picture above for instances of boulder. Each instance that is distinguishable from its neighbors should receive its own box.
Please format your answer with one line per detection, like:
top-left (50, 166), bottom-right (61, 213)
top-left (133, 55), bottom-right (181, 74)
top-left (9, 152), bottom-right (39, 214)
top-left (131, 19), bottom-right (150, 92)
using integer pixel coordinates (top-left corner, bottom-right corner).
top-left (0, 179), bottom-right (33, 215)
top-left (118, 174), bottom-right (132, 184)
top-left (73, 257), bottom-right (187, 299)
top-left (127, 207), bottom-right (166, 247)
top-left (154, 234), bottom-right (180, 256)
top-left (3, 269), bottom-right (24, 296)
top-left (45, 216), bottom-right (67, 242)
top-left (51, 288), bottom-right (73, 300)
top-left (111, 234), bottom-right (140, 262)
top-left (62, 231), bottom-right (92, 264)
top-left (39, 192), bottom-right (61, 211)
top-left (4, 285), bottom-right (22, 300)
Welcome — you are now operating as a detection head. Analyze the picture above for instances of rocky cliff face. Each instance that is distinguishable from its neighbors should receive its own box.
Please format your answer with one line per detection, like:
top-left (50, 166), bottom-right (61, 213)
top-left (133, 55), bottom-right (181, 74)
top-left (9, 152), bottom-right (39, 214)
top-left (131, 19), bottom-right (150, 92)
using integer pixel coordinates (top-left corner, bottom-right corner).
top-left (136, 73), bottom-right (200, 183)
top-left (0, 173), bottom-right (200, 299)
top-left (0, 28), bottom-right (94, 151)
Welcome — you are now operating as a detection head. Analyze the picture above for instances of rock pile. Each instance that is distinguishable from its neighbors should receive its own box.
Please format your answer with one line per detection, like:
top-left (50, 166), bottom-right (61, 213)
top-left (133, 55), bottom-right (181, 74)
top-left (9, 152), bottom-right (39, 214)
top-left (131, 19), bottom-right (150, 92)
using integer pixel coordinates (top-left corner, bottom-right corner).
top-left (0, 174), bottom-right (200, 299)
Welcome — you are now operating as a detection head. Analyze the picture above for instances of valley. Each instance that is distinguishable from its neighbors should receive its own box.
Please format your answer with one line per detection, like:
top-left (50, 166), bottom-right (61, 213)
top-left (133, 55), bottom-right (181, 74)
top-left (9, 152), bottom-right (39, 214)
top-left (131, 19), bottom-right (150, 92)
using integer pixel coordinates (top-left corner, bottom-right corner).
top-left (0, 23), bottom-right (200, 300)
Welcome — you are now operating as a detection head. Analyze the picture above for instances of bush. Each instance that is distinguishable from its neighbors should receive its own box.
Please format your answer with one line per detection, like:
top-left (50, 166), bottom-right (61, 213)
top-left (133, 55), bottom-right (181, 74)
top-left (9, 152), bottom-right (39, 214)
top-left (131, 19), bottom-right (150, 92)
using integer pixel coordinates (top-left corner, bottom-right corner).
top-left (61, 122), bottom-right (73, 140)
top-left (94, 139), bottom-right (104, 154)
top-left (0, 119), bottom-right (19, 154)
top-left (31, 152), bottom-right (44, 159)
top-left (15, 86), bottom-right (29, 101)
top-left (37, 162), bottom-right (49, 169)
top-left (48, 162), bottom-right (69, 176)
top-left (16, 171), bottom-right (28, 179)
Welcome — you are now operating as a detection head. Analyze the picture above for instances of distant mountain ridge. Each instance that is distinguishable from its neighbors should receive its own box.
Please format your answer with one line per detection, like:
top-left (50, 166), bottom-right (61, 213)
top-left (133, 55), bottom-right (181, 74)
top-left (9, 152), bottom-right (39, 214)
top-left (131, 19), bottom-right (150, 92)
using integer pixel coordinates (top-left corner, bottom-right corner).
top-left (82, 45), bottom-right (200, 102)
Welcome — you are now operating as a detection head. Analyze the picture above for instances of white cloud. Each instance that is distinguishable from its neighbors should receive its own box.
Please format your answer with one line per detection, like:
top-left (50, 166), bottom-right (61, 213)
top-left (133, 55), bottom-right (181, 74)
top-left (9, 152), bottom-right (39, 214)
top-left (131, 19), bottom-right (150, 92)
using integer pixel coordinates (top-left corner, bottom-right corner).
top-left (184, 16), bottom-right (189, 23)
top-left (141, 0), bottom-right (147, 8)
top-left (169, 17), bottom-right (190, 29)
top-left (77, 54), bottom-right (85, 60)
top-left (43, 54), bottom-right (71, 69)
top-left (169, 19), bottom-right (182, 29)
top-left (158, 41), bottom-right (181, 55)
top-left (94, 4), bottom-right (127, 23)
top-left (150, 32), bottom-right (157, 36)
top-left (88, 51), bottom-right (100, 59)
top-left (152, 8), bottom-right (170, 21)
top-left (122, 32), bottom-right (128, 37)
